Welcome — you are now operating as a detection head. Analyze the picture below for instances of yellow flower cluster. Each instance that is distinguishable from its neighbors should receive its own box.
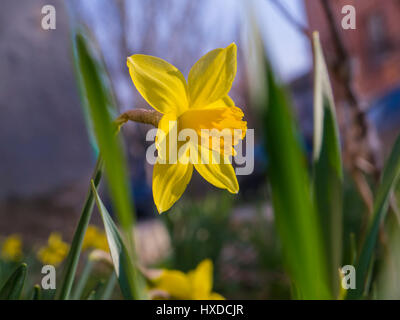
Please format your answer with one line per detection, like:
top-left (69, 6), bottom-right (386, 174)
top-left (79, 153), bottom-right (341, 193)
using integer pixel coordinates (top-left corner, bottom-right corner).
top-left (1, 234), bottom-right (23, 262)
top-left (150, 259), bottom-right (224, 300)
top-left (82, 225), bottom-right (109, 253)
top-left (37, 232), bottom-right (69, 266)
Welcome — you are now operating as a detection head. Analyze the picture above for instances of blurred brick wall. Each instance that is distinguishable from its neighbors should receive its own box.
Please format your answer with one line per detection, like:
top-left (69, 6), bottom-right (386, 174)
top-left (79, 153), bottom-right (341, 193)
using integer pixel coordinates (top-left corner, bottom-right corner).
top-left (304, 0), bottom-right (400, 103)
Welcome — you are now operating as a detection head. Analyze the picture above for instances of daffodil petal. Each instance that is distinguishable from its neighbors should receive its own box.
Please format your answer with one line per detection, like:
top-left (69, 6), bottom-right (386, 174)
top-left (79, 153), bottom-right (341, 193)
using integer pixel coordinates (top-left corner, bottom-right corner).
top-left (188, 43), bottom-right (237, 109)
top-left (153, 270), bottom-right (192, 300)
top-left (188, 259), bottom-right (213, 299)
top-left (192, 146), bottom-right (239, 193)
top-left (127, 54), bottom-right (188, 115)
top-left (155, 114), bottom-right (178, 161)
top-left (201, 95), bottom-right (235, 109)
top-left (153, 160), bottom-right (193, 213)
top-left (208, 292), bottom-right (225, 300)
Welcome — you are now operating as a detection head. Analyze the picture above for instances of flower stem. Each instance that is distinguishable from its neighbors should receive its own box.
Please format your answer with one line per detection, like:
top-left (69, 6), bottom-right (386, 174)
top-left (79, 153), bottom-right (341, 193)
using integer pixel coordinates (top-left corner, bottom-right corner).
top-left (115, 108), bottom-right (162, 128)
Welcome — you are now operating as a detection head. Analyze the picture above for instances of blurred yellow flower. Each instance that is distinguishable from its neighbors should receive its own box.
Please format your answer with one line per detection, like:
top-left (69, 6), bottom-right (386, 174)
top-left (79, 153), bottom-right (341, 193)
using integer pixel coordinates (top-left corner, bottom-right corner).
top-left (1, 234), bottom-right (23, 261)
top-left (127, 43), bottom-right (246, 213)
top-left (37, 232), bottom-right (69, 266)
top-left (82, 225), bottom-right (109, 252)
top-left (150, 259), bottom-right (224, 300)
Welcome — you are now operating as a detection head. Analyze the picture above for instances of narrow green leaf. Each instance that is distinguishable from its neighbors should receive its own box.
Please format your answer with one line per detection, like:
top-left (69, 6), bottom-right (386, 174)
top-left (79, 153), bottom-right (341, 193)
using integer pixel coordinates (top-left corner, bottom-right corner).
top-left (0, 263), bottom-right (27, 300)
top-left (74, 32), bottom-right (135, 234)
top-left (262, 61), bottom-right (331, 299)
top-left (101, 272), bottom-right (118, 300)
top-left (32, 284), bottom-right (41, 300)
top-left (71, 259), bottom-right (94, 300)
top-left (311, 32), bottom-right (343, 297)
top-left (91, 181), bottom-right (145, 300)
top-left (86, 290), bottom-right (96, 300)
top-left (94, 280), bottom-right (107, 300)
top-left (70, 28), bottom-right (118, 156)
top-left (347, 134), bottom-right (400, 299)
top-left (61, 30), bottom-right (142, 299)
top-left (57, 157), bottom-right (102, 300)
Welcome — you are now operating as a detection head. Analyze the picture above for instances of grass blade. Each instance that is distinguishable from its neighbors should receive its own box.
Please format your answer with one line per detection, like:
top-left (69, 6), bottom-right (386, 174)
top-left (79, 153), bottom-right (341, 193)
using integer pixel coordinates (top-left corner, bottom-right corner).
top-left (57, 157), bottom-right (102, 300)
top-left (0, 263), bottom-right (27, 300)
top-left (262, 61), bottom-right (331, 299)
top-left (347, 134), bottom-right (400, 299)
top-left (91, 181), bottom-right (145, 300)
top-left (311, 32), bottom-right (343, 296)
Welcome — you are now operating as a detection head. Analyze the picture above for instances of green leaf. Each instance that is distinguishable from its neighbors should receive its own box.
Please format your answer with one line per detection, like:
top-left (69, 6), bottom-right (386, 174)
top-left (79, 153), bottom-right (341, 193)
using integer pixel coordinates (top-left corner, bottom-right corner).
top-left (262, 60), bottom-right (331, 299)
top-left (91, 181), bottom-right (145, 300)
top-left (32, 284), bottom-right (41, 300)
top-left (86, 290), bottom-right (96, 300)
top-left (100, 272), bottom-right (118, 300)
top-left (57, 27), bottom-right (115, 300)
top-left (0, 263), bottom-right (27, 300)
top-left (57, 157), bottom-right (103, 300)
top-left (347, 134), bottom-right (400, 299)
top-left (74, 32), bottom-right (135, 234)
top-left (58, 30), bottom-right (141, 300)
top-left (70, 29), bottom-right (118, 157)
top-left (311, 32), bottom-right (343, 297)
top-left (71, 259), bottom-right (94, 299)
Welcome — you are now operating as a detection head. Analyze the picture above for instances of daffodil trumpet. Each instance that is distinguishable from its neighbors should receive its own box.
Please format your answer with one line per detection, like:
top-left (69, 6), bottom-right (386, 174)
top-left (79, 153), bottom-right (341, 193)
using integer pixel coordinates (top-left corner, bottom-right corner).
top-left (125, 43), bottom-right (246, 213)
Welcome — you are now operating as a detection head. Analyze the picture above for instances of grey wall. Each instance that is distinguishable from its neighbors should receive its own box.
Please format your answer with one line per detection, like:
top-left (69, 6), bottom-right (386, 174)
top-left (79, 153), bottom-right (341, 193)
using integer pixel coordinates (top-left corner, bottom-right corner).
top-left (0, 0), bottom-right (92, 199)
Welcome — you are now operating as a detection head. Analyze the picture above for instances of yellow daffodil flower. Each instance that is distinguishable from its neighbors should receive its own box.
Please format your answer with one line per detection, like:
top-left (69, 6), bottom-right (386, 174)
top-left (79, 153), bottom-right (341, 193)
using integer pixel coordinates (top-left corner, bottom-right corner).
top-left (82, 225), bottom-right (109, 253)
top-left (37, 232), bottom-right (69, 266)
top-left (127, 43), bottom-right (247, 213)
top-left (150, 259), bottom-right (224, 300)
top-left (1, 234), bottom-right (23, 262)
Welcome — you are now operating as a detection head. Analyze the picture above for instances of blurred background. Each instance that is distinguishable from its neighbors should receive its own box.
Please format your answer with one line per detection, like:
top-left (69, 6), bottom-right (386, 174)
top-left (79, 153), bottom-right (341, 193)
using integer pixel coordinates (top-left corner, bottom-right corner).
top-left (0, 0), bottom-right (400, 299)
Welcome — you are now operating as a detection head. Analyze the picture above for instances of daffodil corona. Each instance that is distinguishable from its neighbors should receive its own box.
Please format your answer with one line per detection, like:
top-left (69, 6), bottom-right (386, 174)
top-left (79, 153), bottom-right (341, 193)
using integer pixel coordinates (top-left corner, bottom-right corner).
top-left (127, 43), bottom-right (247, 213)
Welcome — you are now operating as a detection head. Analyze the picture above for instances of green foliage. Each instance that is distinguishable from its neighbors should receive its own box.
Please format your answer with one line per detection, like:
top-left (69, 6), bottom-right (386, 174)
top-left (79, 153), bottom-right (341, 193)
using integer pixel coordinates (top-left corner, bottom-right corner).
top-left (163, 195), bottom-right (233, 272)
top-left (92, 182), bottom-right (146, 300)
top-left (311, 32), bottom-right (343, 296)
top-left (57, 29), bottom-right (143, 300)
top-left (57, 158), bottom-right (102, 300)
top-left (261, 50), bottom-right (331, 299)
top-left (258, 29), bottom-right (400, 300)
top-left (0, 263), bottom-right (27, 300)
top-left (347, 134), bottom-right (400, 299)
top-left (32, 285), bottom-right (41, 300)
top-left (73, 32), bottom-right (135, 235)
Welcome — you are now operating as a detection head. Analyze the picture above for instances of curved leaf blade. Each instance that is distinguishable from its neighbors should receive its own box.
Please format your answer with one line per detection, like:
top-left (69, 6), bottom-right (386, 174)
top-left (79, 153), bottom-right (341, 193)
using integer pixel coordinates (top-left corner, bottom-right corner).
top-left (262, 61), bottom-right (331, 299)
top-left (347, 134), bottom-right (400, 299)
top-left (91, 181), bottom-right (145, 300)
top-left (0, 263), bottom-right (27, 300)
top-left (312, 32), bottom-right (343, 297)
top-left (57, 157), bottom-right (102, 300)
